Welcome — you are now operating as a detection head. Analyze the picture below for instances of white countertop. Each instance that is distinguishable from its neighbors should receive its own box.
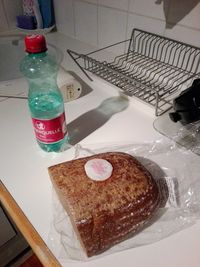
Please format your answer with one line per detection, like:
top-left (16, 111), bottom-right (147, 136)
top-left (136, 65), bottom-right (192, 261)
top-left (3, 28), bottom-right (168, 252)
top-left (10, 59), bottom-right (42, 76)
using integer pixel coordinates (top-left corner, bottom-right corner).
top-left (0, 32), bottom-right (200, 267)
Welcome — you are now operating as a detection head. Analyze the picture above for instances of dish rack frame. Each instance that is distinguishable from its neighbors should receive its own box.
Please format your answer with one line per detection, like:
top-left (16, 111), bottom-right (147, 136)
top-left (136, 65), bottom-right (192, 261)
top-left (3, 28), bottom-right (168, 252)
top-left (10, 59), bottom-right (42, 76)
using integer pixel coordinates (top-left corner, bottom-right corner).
top-left (67, 28), bottom-right (200, 116)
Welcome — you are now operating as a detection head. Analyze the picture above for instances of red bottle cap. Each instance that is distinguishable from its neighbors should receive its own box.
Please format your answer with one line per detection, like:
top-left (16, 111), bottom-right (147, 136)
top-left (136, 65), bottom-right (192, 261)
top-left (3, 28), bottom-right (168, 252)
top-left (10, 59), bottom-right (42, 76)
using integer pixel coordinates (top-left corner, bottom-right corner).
top-left (24, 34), bottom-right (47, 53)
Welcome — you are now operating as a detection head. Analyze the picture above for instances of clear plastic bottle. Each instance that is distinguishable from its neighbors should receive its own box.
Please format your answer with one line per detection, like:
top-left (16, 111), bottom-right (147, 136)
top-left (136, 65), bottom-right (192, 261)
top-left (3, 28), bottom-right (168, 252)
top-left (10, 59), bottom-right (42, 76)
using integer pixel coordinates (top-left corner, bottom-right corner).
top-left (20, 34), bottom-right (68, 152)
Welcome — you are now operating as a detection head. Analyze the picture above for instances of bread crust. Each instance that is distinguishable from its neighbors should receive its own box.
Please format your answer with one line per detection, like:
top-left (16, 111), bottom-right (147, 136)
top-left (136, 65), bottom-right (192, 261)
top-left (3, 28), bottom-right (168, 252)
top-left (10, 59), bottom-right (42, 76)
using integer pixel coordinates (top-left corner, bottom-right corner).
top-left (48, 152), bottom-right (160, 257)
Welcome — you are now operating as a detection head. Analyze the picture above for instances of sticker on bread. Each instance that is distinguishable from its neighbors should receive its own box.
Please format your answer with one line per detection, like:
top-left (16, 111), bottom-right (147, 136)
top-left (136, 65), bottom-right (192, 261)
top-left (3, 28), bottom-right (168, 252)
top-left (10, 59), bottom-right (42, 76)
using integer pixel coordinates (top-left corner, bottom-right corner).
top-left (48, 152), bottom-right (161, 257)
top-left (84, 158), bottom-right (113, 181)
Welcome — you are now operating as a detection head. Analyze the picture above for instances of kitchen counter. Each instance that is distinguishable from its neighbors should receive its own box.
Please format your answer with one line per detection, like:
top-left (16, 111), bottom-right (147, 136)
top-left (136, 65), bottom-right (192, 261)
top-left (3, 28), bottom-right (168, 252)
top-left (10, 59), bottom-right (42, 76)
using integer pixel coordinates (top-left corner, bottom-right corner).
top-left (0, 31), bottom-right (200, 267)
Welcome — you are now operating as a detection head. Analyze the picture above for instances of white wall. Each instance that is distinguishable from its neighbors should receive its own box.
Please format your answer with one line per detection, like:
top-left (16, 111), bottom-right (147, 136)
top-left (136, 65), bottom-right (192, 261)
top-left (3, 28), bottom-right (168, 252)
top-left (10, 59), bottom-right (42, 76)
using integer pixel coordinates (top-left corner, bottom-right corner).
top-left (53, 0), bottom-right (200, 48)
top-left (1, 0), bottom-right (199, 48)
top-left (0, 0), bottom-right (22, 31)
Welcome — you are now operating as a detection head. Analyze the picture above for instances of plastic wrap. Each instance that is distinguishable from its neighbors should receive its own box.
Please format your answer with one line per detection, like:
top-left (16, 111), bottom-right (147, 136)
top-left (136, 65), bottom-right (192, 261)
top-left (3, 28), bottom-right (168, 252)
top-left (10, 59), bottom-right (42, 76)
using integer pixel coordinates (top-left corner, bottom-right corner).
top-left (153, 113), bottom-right (200, 156)
top-left (48, 138), bottom-right (200, 262)
top-left (171, 121), bottom-right (200, 156)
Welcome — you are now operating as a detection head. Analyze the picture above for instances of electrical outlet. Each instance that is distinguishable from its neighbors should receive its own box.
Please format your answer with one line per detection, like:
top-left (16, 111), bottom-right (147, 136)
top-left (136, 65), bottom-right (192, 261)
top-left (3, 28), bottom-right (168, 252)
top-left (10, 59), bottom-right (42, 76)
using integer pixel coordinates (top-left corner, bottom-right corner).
top-left (59, 78), bottom-right (82, 102)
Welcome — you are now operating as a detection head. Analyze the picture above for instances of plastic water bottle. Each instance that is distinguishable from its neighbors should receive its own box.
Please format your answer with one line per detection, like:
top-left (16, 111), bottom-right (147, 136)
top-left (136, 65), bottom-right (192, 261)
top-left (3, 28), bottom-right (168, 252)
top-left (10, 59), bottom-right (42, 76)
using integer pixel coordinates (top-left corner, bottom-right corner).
top-left (20, 34), bottom-right (68, 152)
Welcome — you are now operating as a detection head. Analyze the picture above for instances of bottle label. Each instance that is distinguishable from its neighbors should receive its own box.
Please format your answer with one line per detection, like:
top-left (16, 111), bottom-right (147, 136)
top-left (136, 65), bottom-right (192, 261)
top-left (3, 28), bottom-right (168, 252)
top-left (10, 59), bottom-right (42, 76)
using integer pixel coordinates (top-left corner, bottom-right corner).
top-left (32, 113), bottom-right (67, 144)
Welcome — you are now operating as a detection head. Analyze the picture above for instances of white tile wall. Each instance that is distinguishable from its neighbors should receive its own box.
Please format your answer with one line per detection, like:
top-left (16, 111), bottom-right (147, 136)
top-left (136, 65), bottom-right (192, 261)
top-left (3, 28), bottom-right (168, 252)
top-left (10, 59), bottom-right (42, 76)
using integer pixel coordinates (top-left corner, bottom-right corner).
top-left (166, 0), bottom-right (200, 30)
top-left (74, 0), bottom-right (98, 46)
top-left (1, 0), bottom-right (199, 50)
top-left (82, 0), bottom-right (97, 4)
top-left (53, 0), bottom-right (200, 50)
top-left (2, 0), bottom-right (22, 29)
top-left (98, 0), bottom-right (129, 11)
top-left (127, 13), bottom-right (166, 39)
top-left (98, 6), bottom-right (127, 54)
top-left (54, 0), bottom-right (75, 37)
top-left (0, 0), bottom-right (8, 30)
top-left (164, 24), bottom-right (200, 48)
top-left (129, 0), bottom-right (169, 20)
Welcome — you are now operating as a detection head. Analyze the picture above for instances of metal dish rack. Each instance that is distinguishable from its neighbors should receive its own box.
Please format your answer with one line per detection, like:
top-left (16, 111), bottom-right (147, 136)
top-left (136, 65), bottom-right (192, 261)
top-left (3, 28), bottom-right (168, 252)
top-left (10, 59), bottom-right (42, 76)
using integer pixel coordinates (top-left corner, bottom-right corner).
top-left (68, 28), bottom-right (200, 116)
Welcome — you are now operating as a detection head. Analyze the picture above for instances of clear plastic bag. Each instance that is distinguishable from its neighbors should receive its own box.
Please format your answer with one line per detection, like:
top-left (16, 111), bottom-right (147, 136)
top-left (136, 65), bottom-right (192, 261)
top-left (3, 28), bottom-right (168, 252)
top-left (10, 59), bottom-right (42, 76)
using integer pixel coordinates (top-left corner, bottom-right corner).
top-left (171, 121), bottom-right (200, 156)
top-left (48, 138), bottom-right (200, 262)
top-left (153, 113), bottom-right (200, 156)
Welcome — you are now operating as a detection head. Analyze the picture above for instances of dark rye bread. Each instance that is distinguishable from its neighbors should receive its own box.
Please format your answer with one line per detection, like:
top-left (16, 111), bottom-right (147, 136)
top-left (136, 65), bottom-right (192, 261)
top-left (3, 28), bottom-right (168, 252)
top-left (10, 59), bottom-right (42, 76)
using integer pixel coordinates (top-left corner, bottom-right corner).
top-left (48, 152), bottom-right (160, 257)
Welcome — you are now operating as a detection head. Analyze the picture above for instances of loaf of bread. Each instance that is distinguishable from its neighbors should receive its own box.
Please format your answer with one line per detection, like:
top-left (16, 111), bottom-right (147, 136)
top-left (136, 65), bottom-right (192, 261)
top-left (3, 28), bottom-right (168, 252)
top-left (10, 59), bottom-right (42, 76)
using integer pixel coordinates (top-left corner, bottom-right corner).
top-left (48, 152), bottom-right (160, 257)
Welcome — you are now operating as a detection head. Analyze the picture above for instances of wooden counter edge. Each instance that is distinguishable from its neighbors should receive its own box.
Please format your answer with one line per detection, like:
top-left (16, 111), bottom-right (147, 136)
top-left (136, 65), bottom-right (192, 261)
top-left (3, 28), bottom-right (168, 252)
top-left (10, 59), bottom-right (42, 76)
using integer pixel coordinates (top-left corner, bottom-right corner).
top-left (0, 180), bottom-right (61, 267)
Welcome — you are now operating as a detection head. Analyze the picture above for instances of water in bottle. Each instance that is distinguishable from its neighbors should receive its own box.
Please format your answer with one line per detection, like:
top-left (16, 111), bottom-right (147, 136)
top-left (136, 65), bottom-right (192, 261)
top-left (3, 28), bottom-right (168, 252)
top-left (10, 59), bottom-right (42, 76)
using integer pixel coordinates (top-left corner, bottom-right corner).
top-left (20, 34), bottom-right (68, 152)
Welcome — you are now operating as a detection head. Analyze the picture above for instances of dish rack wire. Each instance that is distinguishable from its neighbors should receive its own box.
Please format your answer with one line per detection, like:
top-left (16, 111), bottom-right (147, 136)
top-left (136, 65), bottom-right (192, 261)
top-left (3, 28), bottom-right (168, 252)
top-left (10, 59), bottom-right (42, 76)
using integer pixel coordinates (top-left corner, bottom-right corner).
top-left (68, 28), bottom-right (200, 116)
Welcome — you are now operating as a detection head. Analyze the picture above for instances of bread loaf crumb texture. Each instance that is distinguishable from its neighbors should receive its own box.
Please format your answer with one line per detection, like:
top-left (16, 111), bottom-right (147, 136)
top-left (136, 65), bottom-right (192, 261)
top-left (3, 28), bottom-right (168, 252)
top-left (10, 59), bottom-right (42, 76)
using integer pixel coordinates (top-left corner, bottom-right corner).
top-left (49, 152), bottom-right (160, 257)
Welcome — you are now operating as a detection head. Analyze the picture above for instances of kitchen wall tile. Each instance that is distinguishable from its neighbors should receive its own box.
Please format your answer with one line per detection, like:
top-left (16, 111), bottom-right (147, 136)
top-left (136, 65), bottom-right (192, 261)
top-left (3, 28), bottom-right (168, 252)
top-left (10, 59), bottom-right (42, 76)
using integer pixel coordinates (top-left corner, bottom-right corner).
top-left (164, 24), bottom-right (200, 48)
top-left (127, 13), bottom-right (166, 39)
top-left (98, 0), bottom-right (129, 11)
top-left (98, 6), bottom-right (127, 54)
top-left (166, 0), bottom-right (200, 30)
top-left (129, 0), bottom-right (169, 21)
top-left (3, 0), bottom-right (22, 29)
top-left (54, 0), bottom-right (75, 37)
top-left (74, 1), bottom-right (98, 46)
top-left (0, 0), bottom-right (8, 31)
top-left (82, 0), bottom-right (97, 4)
top-left (49, 1), bottom-right (200, 53)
